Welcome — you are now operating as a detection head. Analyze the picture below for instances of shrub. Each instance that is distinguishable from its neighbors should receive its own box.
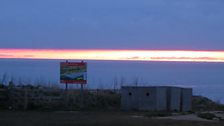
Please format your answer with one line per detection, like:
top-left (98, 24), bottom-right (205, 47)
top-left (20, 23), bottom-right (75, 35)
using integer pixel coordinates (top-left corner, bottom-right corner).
top-left (197, 112), bottom-right (216, 120)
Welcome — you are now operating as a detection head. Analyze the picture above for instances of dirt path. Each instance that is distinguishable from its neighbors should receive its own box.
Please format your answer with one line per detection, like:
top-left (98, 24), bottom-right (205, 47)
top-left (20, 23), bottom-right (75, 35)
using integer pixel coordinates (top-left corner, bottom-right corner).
top-left (155, 111), bottom-right (224, 122)
top-left (155, 114), bottom-right (212, 122)
top-left (0, 111), bottom-right (223, 126)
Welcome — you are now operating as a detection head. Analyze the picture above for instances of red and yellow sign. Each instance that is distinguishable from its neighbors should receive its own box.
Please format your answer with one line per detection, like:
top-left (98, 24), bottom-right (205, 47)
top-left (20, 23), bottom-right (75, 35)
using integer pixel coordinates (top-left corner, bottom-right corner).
top-left (60, 61), bottom-right (87, 84)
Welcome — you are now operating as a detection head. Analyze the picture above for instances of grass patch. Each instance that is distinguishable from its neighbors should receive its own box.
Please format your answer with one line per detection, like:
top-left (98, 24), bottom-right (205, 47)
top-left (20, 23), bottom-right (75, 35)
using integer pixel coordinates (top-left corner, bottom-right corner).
top-left (197, 112), bottom-right (217, 120)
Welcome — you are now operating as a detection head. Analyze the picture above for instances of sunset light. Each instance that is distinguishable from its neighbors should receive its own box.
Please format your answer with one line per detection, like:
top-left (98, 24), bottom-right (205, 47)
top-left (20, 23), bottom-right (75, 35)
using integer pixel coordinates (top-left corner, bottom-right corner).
top-left (0, 49), bottom-right (224, 63)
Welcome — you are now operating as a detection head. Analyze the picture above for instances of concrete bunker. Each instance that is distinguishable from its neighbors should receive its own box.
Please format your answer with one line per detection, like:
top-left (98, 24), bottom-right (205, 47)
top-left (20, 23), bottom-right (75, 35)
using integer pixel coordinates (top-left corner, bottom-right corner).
top-left (121, 86), bottom-right (192, 112)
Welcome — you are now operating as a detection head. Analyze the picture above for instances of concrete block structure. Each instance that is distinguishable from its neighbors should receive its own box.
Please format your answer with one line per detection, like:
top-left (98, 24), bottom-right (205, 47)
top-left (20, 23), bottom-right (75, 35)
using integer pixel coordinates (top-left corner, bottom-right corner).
top-left (181, 88), bottom-right (192, 112)
top-left (167, 87), bottom-right (181, 111)
top-left (121, 86), bottom-right (192, 112)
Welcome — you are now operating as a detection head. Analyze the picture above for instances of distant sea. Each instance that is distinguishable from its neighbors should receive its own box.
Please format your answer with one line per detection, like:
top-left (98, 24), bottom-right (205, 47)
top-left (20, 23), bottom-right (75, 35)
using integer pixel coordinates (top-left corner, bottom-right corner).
top-left (0, 59), bottom-right (224, 103)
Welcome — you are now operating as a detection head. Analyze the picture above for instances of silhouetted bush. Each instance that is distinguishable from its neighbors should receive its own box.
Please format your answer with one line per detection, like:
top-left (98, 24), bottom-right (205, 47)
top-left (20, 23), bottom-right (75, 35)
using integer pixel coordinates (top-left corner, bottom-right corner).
top-left (67, 91), bottom-right (120, 111)
top-left (197, 112), bottom-right (216, 120)
top-left (192, 95), bottom-right (224, 111)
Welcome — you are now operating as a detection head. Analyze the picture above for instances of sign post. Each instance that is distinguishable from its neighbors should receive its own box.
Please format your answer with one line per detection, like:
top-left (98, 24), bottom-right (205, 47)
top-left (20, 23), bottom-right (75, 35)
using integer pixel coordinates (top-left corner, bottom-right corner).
top-left (60, 61), bottom-right (87, 108)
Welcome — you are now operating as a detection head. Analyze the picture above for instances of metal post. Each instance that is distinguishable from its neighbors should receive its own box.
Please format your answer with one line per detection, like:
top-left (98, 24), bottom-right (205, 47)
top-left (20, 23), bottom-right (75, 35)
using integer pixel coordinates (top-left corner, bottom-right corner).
top-left (80, 84), bottom-right (84, 109)
top-left (65, 83), bottom-right (68, 91)
top-left (65, 83), bottom-right (68, 108)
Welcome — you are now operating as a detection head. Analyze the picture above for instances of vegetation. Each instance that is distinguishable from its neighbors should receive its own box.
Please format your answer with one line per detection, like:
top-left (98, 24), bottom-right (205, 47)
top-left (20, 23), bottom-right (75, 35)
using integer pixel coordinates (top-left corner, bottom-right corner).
top-left (192, 95), bottom-right (224, 111)
top-left (0, 84), bottom-right (121, 111)
top-left (197, 112), bottom-right (217, 120)
top-left (66, 90), bottom-right (120, 111)
top-left (1, 82), bottom-right (224, 112)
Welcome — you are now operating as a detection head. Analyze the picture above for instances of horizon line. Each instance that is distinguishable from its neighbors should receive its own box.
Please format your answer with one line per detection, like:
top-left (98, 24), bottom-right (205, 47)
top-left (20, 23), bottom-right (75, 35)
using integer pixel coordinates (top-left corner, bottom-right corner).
top-left (0, 48), bottom-right (224, 63)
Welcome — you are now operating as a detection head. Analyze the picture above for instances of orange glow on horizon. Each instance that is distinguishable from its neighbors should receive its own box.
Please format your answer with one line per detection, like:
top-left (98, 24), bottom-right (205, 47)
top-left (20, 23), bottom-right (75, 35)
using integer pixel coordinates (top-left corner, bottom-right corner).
top-left (0, 48), bottom-right (224, 63)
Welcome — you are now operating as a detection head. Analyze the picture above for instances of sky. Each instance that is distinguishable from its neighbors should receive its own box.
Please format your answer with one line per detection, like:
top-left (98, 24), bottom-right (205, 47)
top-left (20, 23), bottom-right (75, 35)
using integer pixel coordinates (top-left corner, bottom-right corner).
top-left (1, 0), bottom-right (224, 50)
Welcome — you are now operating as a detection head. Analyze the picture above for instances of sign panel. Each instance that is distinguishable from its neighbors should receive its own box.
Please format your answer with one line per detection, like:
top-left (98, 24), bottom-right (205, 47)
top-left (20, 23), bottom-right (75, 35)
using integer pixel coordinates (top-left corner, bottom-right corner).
top-left (60, 62), bottom-right (87, 84)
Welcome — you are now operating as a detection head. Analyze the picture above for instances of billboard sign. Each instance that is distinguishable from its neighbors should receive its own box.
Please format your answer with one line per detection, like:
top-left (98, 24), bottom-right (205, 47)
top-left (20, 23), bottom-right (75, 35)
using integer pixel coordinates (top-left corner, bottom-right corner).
top-left (60, 61), bottom-right (87, 84)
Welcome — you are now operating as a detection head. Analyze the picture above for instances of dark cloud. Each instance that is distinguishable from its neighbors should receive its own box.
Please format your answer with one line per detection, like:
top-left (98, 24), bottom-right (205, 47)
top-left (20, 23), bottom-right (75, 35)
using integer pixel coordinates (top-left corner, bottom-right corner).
top-left (23, 55), bottom-right (34, 58)
top-left (0, 54), bottom-right (14, 57)
top-left (150, 57), bottom-right (224, 60)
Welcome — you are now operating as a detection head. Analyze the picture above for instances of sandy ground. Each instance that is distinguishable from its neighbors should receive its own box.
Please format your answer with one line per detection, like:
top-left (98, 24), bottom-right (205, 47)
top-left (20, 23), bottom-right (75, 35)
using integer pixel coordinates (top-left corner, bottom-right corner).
top-left (154, 111), bottom-right (224, 122)
top-left (155, 114), bottom-right (212, 121)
